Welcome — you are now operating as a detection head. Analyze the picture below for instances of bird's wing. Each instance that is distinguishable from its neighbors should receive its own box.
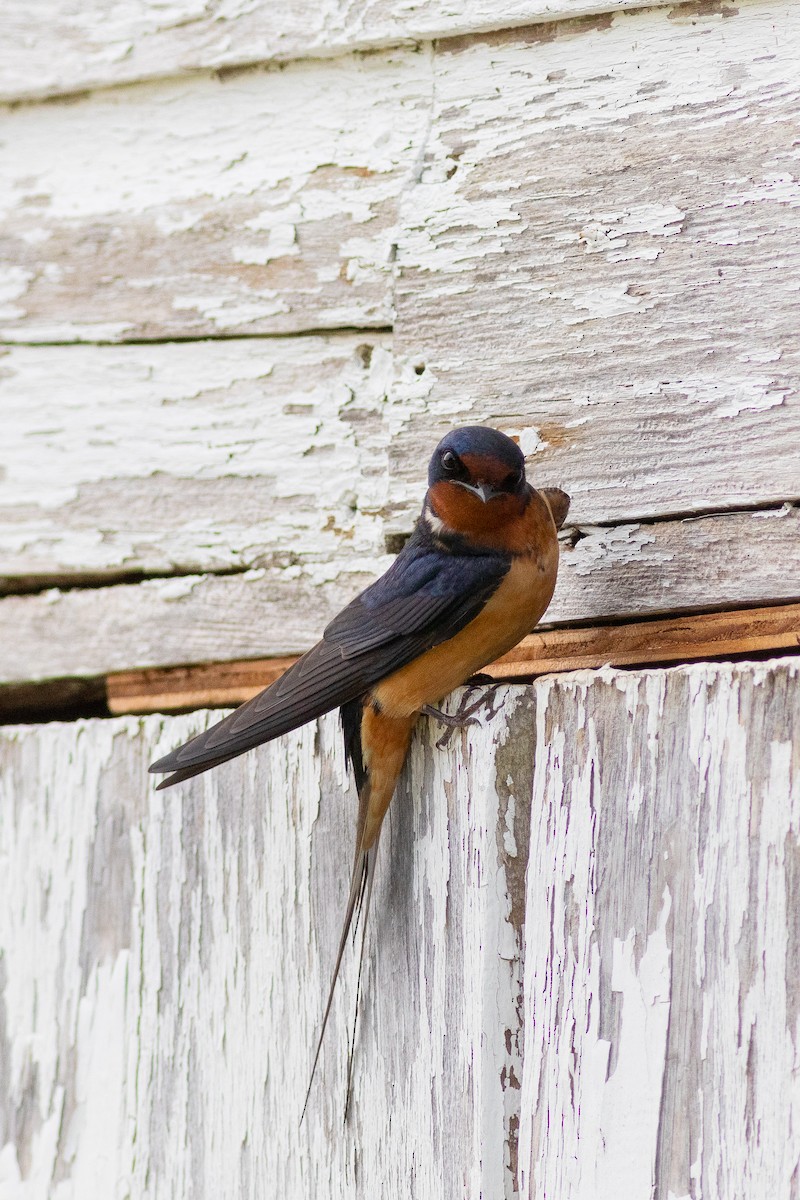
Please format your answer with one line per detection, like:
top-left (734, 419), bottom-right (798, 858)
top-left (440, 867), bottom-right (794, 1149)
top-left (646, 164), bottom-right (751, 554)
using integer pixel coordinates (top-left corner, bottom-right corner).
top-left (149, 533), bottom-right (509, 787)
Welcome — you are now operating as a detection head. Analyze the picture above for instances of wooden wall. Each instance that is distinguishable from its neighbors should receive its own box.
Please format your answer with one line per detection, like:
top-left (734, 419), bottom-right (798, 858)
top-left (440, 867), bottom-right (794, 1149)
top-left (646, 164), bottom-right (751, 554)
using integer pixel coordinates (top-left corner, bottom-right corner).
top-left (1, 0), bottom-right (799, 1195)
top-left (3, 0), bottom-right (800, 685)
top-left (1, 664), bottom-right (798, 1196)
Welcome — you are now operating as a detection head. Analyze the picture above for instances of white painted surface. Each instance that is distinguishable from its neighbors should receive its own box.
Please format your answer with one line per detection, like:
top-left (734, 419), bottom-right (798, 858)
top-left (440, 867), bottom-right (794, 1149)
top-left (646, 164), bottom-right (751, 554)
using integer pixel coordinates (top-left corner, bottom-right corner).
top-left (0, 337), bottom-right (393, 579)
top-left (1, 0), bottom-right (797, 1193)
top-left (0, 686), bottom-right (534, 1198)
top-left (1, 662), bottom-right (797, 1196)
top-left (0, 0), bottom-right (700, 103)
top-left (520, 660), bottom-right (800, 1199)
top-left (3, 506), bottom-right (800, 684)
top-left (392, 0), bottom-right (800, 522)
top-left (3, 312), bottom-right (796, 682)
top-left (2, 335), bottom-right (796, 585)
top-left (1, 0), bottom-right (798, 684)
top-left (0, 52), bottom-right (431, 340)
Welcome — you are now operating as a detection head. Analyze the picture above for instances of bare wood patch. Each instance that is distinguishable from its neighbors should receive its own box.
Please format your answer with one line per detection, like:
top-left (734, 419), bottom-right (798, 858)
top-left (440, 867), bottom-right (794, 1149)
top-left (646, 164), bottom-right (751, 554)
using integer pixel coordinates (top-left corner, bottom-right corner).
top-left (489, 602), bottom-right (800, 676)
top-left (107, 658), bottom-right (293, 715)
top-left (102, 602), bottom-right (800, 714)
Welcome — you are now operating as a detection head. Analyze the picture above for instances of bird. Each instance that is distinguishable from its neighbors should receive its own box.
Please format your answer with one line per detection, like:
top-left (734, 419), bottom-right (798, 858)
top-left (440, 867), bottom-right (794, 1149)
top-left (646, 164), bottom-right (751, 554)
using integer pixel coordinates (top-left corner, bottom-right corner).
top-left (150, 425), bottom-right (569, 1118)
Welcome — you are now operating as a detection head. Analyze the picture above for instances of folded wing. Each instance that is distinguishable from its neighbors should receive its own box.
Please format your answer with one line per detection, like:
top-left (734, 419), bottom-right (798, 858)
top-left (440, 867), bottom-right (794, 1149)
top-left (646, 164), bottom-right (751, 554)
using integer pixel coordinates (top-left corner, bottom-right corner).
top-left (149, 533), bottom-right (509, 788)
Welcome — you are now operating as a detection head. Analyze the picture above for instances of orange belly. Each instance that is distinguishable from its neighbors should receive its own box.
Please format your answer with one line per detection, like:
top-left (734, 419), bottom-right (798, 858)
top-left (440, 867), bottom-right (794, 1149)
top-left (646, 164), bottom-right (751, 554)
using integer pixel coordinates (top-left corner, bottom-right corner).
top-left (372, 496), bottom-right (559, 720)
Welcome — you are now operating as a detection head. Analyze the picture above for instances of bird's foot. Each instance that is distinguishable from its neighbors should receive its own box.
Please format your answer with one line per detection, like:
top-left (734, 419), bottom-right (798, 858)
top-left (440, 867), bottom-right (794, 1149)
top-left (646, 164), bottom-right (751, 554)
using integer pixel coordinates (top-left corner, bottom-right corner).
top-left (422, 681), bottom-right (505, 749)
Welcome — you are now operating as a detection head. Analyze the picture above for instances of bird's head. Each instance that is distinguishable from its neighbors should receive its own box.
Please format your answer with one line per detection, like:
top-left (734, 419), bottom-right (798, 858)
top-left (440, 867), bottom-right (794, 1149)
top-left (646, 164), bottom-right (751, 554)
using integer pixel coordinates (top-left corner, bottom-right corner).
top-left (425, 426), bottom-right (529, 544)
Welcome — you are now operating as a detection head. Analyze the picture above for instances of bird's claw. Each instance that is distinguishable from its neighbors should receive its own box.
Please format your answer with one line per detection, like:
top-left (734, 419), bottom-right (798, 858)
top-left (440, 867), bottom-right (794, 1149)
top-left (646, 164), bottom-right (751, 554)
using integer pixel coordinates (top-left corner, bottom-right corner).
top-left (420, 703), bottom-right (482, 729)
top-left (422, 682), bottom-right (505, 749)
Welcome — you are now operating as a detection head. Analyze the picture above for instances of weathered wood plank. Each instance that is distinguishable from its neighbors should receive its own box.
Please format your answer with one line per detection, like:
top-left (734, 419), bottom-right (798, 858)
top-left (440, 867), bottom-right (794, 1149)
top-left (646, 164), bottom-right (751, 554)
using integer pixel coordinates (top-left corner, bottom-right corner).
top-left (0, 53), bottom-right (429, 342)
top-left (106, 658), bottom-right (294, 715)
top-left (3, 337), bottom-right (797, 587)
top-left (1, 661), bottom-right (797, 1193)
top-left (490, 601), bottom-right (800, 676)
top-left (2, 507), bottom-right (798, 684)
top-left (0, 0), bottom-right (700, 103)
top-left (0, 337), bottom-right (393, 582)
top-left (520, 658), bottom-right (800, 1198)
top-left (102, 602), bottom-right (800, 713)
top-left (0, 687), bottom-right (534, 1197)
top-left (392, 0), bottom-right (800, 524)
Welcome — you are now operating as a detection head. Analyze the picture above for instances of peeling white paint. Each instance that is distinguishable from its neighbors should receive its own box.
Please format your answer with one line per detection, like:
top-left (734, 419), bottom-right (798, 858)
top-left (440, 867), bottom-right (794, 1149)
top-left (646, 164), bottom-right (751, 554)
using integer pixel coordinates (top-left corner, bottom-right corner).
top-left (520, 659), bottom-right (800, 1200)
top-left (0, 0), bottom-right (709, 104)
top-left (0, 686), bottom-right (534, 1198)
top-left (567, 525), bottom-right (659, 575)
top-left (0, 337), bottom-right (395, 578)
top-left (562, 283), bottom-right (650, 322)
top-left (2, 506), bottom-right (799, 682)
top-left (592, 889), bottom-right (672, 1200)
top-left (0, 51), bottom-right (432, 340)
top-left (390, 1), bottom-right (800, 525)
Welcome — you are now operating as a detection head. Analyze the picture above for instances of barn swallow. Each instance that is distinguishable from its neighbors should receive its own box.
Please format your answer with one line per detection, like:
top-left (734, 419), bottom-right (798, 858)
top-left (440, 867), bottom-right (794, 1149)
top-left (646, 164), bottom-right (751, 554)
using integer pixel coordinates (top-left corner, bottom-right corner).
top-left (150, 425), bottom-right (569, 1118)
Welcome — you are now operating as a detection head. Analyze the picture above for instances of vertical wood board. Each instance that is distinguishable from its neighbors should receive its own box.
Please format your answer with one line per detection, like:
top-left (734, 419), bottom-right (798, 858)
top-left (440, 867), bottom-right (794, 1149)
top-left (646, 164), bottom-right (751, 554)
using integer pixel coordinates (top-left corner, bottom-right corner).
top-left (520, 658), bottom-right (800, 1198)
top-left (0, 687), bottom-right (534, 1198)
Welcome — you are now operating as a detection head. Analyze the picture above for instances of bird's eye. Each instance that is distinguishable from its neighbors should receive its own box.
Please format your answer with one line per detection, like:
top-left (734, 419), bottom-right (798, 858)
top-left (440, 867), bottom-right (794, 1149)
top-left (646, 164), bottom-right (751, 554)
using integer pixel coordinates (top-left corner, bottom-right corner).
top-left (441, 451), bottom-right (461, 474)
top-left (503, 468), bottom-right (524, 491)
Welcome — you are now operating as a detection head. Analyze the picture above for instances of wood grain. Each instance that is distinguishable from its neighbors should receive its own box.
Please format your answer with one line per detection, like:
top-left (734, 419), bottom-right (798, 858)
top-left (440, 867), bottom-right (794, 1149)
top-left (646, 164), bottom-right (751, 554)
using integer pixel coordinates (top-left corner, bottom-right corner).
top-left (520, 658), bottom-right (800, 1198)
top-left (103, 602), bottom-right (800, 713)
top-left (0, 337), bottom-right (393, 582)
top-left (107, 657), bottom-right (295, 715)
top-left (0, 52), bottom-right (429, 341)
top-left (1, 660), bottom-right (797, 1194)
top-left (2, 507), bottom-right (798, 685)
top-left (0, 0), bottom-right (701, 103)
top-left (391, 0), bottom-right (800, 525)
top-left (3, 337), bottom-right (797, 590)
top-left (489, 601), bottom-right (800, 676)
top-left (0, 686), bottom-right (535, 1197)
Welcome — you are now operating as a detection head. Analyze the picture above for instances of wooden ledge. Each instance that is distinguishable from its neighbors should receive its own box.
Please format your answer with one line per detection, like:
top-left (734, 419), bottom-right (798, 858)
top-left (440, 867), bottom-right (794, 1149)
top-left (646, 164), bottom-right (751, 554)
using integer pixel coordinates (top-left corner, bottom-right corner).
top-left (105, 603), bottom-right (800, 716)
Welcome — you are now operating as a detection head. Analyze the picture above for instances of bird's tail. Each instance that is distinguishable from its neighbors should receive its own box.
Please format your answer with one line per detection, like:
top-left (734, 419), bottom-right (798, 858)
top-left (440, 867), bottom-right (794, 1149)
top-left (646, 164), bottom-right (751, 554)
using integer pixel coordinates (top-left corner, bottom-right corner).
top-left (300, 774), bottom-right (379, 1126)
top-left (301, 701), bottom-right (415, 1123)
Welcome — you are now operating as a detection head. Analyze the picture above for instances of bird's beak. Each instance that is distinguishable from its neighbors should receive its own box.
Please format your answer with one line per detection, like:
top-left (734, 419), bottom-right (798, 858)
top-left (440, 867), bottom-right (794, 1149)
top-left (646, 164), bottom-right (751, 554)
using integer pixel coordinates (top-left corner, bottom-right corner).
top-left (453, 480), bottom-right (499, 504)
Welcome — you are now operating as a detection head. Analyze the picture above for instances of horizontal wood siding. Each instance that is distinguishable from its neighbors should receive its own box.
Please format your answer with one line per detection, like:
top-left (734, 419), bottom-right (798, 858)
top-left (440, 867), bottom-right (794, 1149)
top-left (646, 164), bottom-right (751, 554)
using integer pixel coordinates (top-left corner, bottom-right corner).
top-left (391, 0), bottom-right (800, 525)
top-left (1, 0), bottom-right (798, 686)
top-left (0, 337), bottom-right (393, 582)
top-left (102, 603), bottom-right (800, 714)
top-left (0, 55), bottom-right (430, 342)
top-left (1, 0), bottom-right (703, 103)
top-left (4, 508), bottom-right (799, 684)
